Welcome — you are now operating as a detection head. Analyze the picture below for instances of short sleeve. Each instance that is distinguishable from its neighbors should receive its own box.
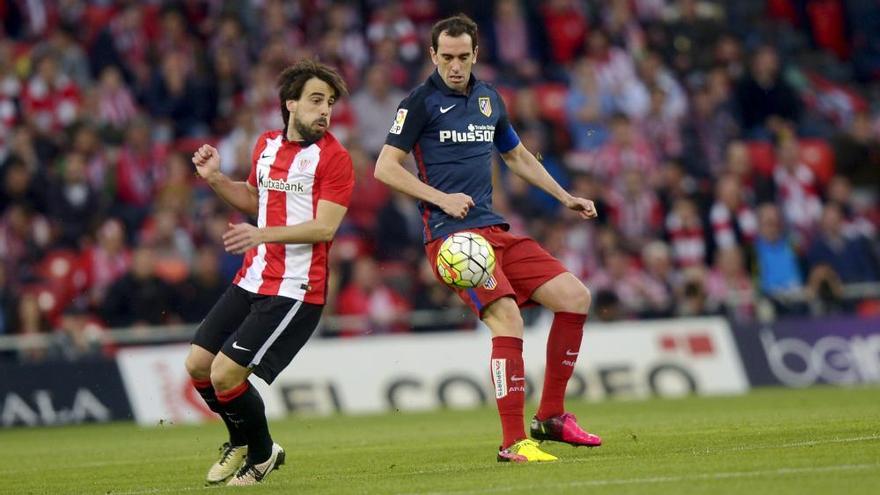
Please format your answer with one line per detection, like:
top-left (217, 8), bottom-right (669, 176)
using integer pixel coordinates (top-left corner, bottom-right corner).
top-left (384, 90), bottom-right (430, 153)
top-left (317, 151), bottom-right (355, 207)
top-left (247, 133), bottom-right (270, 187)
top-left (493, 91), bottom-right (520, 153)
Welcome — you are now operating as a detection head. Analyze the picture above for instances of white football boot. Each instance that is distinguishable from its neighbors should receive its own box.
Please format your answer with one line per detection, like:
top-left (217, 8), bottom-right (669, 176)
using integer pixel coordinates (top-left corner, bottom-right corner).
top-left (227, 443), bottom-right (285, 486)
top-left (206, 442), bottom-right (248, 484)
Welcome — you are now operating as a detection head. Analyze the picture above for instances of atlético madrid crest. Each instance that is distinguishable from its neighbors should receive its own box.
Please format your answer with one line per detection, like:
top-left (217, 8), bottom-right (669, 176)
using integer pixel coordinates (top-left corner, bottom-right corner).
top-left (478, 97), bottom-right (492, 117)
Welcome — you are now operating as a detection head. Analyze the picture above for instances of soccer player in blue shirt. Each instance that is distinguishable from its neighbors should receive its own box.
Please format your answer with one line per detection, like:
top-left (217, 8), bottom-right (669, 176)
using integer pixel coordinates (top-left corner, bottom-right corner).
top-left (375, 14), bottom-right (603, 462)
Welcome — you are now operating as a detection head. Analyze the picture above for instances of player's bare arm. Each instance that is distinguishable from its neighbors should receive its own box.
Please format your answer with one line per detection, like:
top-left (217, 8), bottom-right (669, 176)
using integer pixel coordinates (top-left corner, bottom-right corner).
top-left (500, 143), bottom-right (598, 220)
top-left (375, 143), bottom-right (474, 219)
top-left (223, 200), bottom-right (348, 254)
top-left (192, 144), bottom-right (259, 216)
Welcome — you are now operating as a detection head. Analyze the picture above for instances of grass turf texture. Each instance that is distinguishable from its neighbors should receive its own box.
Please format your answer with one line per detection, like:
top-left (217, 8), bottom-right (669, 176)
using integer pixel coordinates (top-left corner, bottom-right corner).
top-left (2, 386), bottom-right (878, 495)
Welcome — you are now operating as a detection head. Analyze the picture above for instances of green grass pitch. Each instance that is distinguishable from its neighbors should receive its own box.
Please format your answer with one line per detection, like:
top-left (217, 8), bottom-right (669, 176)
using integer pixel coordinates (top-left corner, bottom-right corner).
top-left (2, 386), bottom-right (879, 494)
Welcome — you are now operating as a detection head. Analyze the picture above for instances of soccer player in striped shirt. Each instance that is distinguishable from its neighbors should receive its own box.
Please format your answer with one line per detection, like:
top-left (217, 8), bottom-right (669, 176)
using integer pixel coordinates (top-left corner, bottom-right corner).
top-left (184, 60), bottom-right (353, 486)
top-left (375, 14), bottom-right (602, 463)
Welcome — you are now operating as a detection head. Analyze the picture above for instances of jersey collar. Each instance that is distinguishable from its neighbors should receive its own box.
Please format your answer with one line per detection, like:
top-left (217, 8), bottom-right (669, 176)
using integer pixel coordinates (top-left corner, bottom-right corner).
top-left (429, 70), bottom-right (477, 96)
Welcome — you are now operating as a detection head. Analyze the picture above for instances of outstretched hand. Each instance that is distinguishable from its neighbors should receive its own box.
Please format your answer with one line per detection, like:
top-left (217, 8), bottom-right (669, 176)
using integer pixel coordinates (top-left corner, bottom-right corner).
top-left (565, 196), bottom-right (598, 220)
top-left (223, 223), bottom-right (262, 254)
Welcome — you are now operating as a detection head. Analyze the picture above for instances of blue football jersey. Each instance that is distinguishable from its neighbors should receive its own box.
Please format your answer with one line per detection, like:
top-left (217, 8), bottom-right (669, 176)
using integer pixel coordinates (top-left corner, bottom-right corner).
top-left (385, 71), bottom-right (520, 242)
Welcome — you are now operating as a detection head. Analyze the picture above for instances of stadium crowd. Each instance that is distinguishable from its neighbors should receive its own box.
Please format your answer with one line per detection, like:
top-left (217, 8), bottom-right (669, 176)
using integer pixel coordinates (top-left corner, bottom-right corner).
top-left (1, 0), bottom-right (880, 361)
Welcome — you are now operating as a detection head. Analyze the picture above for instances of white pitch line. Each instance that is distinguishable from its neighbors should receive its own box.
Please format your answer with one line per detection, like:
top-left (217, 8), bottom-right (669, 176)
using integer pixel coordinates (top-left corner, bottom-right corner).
top-left (398, 463), bottom-right (880, 495)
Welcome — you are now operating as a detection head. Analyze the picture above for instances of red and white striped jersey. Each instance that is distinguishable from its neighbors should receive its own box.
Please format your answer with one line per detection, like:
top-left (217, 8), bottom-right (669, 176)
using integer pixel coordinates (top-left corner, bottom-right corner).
top-left (233, 130), bottom-right (354, 305)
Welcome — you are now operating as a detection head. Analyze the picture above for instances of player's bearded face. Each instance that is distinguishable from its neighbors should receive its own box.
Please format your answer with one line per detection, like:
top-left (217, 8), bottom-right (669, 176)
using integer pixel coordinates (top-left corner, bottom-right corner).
top-left (293, 113), bottom-right (329, 142)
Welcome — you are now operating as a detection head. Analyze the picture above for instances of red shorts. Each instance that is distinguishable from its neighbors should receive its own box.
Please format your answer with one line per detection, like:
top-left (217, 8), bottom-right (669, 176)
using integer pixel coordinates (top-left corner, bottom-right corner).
top-left (425, 225), bottom-right (568, 317)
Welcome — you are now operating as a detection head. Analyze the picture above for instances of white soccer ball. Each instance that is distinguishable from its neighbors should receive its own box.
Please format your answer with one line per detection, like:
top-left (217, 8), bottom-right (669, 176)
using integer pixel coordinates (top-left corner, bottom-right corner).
top-left (436, 232), bottom-right (496, 289)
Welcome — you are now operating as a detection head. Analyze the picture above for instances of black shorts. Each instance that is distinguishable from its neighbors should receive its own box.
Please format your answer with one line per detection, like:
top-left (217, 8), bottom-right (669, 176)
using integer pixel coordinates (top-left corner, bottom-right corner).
top-left (192, 285), bottom-right (323, 384)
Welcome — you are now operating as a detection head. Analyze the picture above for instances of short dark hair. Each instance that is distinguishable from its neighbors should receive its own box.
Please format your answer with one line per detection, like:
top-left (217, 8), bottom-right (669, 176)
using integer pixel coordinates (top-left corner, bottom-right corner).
top-left (431, 14), bottom-right (478, 53)
top-left (277, 59), bottom-right (349, 128)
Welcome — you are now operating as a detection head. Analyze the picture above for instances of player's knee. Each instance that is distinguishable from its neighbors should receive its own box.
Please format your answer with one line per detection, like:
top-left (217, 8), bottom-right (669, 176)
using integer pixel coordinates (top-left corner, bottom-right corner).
top-left (557, 282), bottom-right (591, 314)
top-left (209, 360), bottom-right (245, 393)
top-left (185, 352), bottom-right (211, 380)
top-left (483, 300), bottom-right (524, 337)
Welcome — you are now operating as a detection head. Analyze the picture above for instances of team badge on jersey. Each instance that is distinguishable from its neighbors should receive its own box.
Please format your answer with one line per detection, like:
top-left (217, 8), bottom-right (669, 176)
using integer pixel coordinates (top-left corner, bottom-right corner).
top-left (482, 275), bottom-right (497, 290)
top-left (478, 97), bottom-right (492, 117)
top-left (297, 157), bottom-right (313, 172)
top-left (390, 108), bottom-right (408, 135)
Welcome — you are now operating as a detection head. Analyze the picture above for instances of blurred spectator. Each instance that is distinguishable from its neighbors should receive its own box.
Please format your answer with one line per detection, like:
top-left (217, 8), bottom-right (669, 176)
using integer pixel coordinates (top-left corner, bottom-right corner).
top-left (334, 257), bottom-right (411, 336)
top-left (706, 246), bottom-right (755, 321)
top-left (540, 0), bottom-right (589, 67)
top-left (207, 50), bottom-right (246, 136)
top-left (20, 52), bottom-right (81, 135)
top-left (676, 266), bottom-right (718, 317)
top-left (175, 246), bottom-right (227, 323)
top-left (565, 58), bottom-right (615, 151)
top-left (347, 146), bottom-right (389, 233)
top-left (114, 118), bottom-right (166, 234)
top-left (47, 151), bottom-right (99, 247)
top-left (603, 0), bottom-right (646, 55)
top-left (95, 65), bottom-right (138, 137)
top-left (0, 156), bottom-right (44, 213)
top-left (639, 86), bottom-right (683, 160)
top-left (0, 41), bottom-right (21, 160)
top-left (589, 249), bottom-right (657, 318)
top-left (209, 15), bottom-right (251, 80)
top-left (49, 307), bottom-right (106, 361)
top-left (661, 0), bottom-right (725, 73)
top-left (807, 203), bottom-right (879, 285)
top-left (217, 105), bottom-right (262, 179)
top-left (323, 3), bottom-right (369, 72)
top-left (82, 219), bottom-right (131, 308)
top-left (606, 169), bottom-right (663, 248)
top-left (734, 46), bottom-right (801, 139)
top-left (680, 81), bottom-right (739, 178)
top-left (825, 176), bottom-right (876, 239)
top-left (101, 245), bottom-right (178, 328)
top-left (586, 113), bottom-right (658, 186)
top-left (830, 111), bottom-right (880, 192)
top-left (43, 24), bottom-right (92, 89)
top-left (154, 151), bottom-right (195, 217)
top-left (709, 174), bottom-right (757, 251)
top-left (143, 51), bottom-right (211, 138)
top-left (753, 203), bottom-right (806, 313)
top-left (639, 241), bottom-right (677, 318)
top-left (585, 30), bottom-right (649, 119)
top-left (665, 197), bottom-right (708, 268)
top-left (16, 291), bottom-right (51, 362)
top-left (0, 204), bottom-right (52, 285)
top-left (722, 140), bottom-right (773, 204)
top-left (351, 65), bottom-right (406, 157)
top-left (139, 207), bottom-right (195, 284)
top-left (90, 3), bottom-right (149, 85)
top-left (485, 0), bottom-right (543, 84)
top-left (773, 137), bottom-right (822, 237)
top-left (637, 51), bottom-right (687, 121)
top-left (366, 1), bottom-right (420, 64)
top-left (0, 265), bottom-right (18, 336)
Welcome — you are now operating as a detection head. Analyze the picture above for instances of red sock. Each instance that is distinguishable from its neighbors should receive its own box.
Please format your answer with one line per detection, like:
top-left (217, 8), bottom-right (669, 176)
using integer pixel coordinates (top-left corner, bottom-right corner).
top-left (537, 312), bottom-right (586, 420)
top-left (491, 336), bottom-right (526, 449)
